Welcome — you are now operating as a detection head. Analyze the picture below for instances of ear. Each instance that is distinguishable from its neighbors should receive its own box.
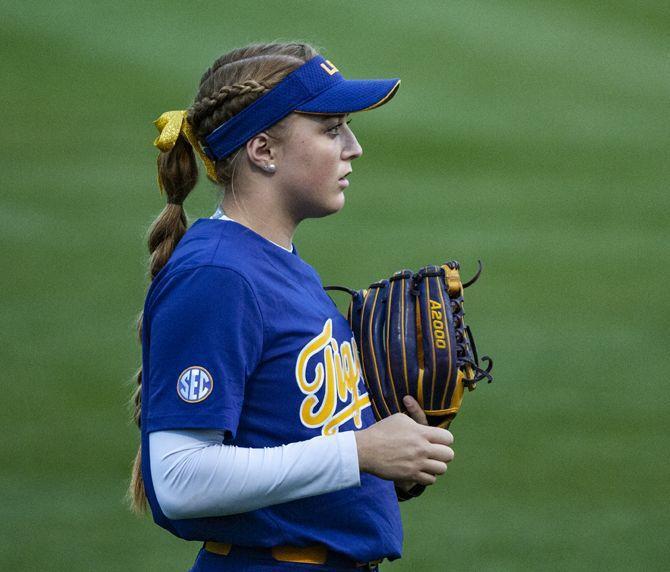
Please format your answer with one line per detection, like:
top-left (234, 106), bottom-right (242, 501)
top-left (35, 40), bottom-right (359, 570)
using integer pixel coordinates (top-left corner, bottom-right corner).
top-left (245, 132), bottom-right (276, 171)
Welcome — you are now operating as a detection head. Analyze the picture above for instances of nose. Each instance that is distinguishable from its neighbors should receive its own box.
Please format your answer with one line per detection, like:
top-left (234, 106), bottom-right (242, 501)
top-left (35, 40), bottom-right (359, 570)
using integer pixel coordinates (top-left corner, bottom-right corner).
top-left (342, 126), bottom-right (363, 160)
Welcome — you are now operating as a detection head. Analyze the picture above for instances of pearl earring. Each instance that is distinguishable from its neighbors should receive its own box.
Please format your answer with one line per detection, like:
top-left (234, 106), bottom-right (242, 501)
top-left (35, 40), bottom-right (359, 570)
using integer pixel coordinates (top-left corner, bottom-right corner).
top-left (264, 163), bottom-right (276, 173)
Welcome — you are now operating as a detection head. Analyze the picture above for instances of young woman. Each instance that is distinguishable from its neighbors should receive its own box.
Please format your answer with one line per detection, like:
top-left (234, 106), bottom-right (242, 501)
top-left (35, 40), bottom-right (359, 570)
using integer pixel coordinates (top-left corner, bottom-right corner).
top-left (130, 42), bottom-right (455, 571)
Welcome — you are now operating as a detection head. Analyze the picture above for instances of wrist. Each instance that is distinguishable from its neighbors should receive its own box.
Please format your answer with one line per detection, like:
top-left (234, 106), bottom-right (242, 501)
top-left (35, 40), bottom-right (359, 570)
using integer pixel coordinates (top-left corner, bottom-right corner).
top-left (354, 429), bottom-right (370, 474)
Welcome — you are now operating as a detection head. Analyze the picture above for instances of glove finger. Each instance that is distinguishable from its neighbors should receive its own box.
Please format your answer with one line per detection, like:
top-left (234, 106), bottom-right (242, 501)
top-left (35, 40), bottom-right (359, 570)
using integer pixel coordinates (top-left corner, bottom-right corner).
top-left (358, 282), bottom-right (396, 420)
top-left (387, 271), bottom-right (420, 407)
top-left (415, 266), bottom-right (459, 423)
top-left (369, 279), bottom-right (403, 416)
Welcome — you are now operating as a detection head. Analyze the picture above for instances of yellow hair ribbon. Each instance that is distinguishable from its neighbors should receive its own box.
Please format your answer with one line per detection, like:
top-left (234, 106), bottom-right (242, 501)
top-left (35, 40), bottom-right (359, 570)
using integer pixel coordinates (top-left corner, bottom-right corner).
top-left (152, 110), bottom-right (219, 193)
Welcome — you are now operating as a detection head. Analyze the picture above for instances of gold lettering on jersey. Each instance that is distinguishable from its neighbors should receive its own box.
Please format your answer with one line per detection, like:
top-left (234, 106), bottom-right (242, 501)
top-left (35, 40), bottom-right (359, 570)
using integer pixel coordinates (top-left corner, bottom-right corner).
top-left (295, 319), bottom-right (370, 435)
top-left (320, 60), bottom-right (339, 76)
top-left (429, 299), bottom-right (447, 349)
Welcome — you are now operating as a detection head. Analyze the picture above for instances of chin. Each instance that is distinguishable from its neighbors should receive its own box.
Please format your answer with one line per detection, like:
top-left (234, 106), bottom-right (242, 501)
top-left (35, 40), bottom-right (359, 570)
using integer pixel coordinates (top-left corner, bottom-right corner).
top-left (308, 193), bottom-right (346, 219)
top-left (331, 192), bottom-right (346, 213)
top-left (326, 193), bottom-right (346, 216)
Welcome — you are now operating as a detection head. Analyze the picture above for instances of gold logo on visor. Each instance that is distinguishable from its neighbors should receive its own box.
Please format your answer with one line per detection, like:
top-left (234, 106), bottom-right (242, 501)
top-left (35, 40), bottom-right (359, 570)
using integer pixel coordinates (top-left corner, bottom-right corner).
top-left (320, 60), bottom-right (339, 76)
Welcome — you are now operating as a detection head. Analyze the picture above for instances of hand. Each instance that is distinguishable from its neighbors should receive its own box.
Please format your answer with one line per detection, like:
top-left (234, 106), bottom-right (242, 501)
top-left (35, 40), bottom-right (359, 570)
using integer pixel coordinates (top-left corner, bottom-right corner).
top-left (395, 395), bottom-right (444, 492)
top-left (355, 400), bottom-right (455, 486)
top-left (402, 394), bottom-right (428, 425)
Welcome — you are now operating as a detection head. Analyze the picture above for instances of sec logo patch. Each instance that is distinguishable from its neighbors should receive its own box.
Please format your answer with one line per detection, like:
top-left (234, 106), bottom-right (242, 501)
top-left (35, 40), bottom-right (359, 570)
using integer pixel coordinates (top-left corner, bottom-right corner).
top-left (177, 366), bottom-right (213, 403)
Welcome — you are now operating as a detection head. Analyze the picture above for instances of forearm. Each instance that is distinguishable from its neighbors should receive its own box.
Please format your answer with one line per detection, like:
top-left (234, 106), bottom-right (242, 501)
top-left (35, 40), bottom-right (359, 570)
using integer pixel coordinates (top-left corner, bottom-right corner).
top-left (149, 429), bottom-right (360, 520)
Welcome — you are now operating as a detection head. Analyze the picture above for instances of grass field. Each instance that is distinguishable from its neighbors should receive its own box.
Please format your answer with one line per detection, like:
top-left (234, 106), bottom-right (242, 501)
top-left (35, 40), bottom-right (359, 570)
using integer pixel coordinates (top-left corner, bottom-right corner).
top-left (2, 1), bottom-right (669, 570)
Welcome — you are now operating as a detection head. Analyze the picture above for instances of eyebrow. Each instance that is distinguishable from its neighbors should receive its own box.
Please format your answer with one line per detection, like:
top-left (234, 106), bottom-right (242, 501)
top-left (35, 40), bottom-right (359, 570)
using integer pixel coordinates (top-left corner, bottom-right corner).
top-left (317, 113), bottom-right (348, 121)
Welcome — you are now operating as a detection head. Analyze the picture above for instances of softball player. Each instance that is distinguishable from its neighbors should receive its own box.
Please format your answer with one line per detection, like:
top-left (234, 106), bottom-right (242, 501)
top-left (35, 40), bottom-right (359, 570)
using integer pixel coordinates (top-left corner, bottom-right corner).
top-left (130, 42), bottom-right (455, 571)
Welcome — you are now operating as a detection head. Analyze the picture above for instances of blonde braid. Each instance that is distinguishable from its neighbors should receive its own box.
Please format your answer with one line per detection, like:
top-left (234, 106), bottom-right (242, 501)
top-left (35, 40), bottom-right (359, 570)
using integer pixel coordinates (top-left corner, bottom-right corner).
top-left (190, 81), bottom-right (270, 123)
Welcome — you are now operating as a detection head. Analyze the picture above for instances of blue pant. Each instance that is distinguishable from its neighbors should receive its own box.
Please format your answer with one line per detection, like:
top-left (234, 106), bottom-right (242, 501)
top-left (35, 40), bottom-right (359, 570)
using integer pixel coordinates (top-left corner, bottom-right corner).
top-left (189, 546), bottom-right (381, 571)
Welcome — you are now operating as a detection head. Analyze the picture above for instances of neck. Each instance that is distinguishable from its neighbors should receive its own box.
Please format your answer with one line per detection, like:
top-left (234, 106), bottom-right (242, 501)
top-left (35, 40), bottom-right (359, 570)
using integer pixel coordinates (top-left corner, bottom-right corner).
top-left (221, 186), bottom-right (297, 251)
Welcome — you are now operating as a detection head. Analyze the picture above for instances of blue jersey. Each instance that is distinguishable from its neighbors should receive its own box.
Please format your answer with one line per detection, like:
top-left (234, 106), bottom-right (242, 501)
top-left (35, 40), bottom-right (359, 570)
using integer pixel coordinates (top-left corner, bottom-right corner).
top-left (140, 218), bottom-right (403, 563)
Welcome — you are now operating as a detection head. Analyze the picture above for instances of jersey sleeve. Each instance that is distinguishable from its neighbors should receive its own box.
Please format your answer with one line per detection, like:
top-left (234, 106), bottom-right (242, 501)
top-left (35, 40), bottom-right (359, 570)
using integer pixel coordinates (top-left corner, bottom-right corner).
top-left (142, 266), bottom-right (263, 438)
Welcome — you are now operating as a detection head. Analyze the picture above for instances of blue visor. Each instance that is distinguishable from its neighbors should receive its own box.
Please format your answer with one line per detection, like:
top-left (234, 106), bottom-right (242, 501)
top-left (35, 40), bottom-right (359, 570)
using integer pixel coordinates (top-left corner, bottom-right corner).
top-left (203, 55), bottom-right (400, 160)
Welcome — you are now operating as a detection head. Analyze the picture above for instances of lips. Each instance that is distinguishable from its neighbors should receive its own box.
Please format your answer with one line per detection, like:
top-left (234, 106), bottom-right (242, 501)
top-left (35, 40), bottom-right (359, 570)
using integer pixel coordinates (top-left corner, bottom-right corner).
top-left (338, 170), bottom-right (352, 184)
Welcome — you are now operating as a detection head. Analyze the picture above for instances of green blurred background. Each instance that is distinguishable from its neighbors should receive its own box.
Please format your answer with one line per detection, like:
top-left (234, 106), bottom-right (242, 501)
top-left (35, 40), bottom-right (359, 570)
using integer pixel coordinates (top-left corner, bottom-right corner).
top-left (3, 1), bottom-right (668, 570)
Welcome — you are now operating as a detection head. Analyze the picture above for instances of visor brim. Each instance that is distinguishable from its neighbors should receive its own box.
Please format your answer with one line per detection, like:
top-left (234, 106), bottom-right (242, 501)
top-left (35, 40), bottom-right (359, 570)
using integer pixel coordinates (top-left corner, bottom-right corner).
top-left (295, 78), bottom-right (401, 114)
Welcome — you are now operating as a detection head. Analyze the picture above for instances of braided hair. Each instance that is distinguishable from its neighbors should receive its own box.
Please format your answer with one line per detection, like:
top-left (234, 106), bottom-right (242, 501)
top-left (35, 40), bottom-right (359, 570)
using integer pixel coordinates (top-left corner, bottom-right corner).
top-left (129, 41), bottom-right (319, 513)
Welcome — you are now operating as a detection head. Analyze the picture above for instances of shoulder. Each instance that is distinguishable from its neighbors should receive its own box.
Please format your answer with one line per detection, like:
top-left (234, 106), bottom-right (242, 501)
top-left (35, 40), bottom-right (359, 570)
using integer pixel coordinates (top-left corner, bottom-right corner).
top-left (144, 219), bottom-right (263, 315)
top-left (162, 219), bottom-right (253, 276)
top-left (145, 264), bottom-right (261, 323)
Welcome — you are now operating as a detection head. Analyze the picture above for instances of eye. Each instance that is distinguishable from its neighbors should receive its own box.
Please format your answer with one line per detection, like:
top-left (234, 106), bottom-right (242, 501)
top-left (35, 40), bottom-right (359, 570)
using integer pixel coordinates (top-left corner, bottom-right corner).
top-left (327, 119), bottom-right (352, 136)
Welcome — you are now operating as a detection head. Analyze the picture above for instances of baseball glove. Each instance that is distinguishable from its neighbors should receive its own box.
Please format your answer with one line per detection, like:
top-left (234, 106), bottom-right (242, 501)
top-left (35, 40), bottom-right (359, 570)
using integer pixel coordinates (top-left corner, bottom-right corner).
top-left (325, 261), bottom-right (493, 430)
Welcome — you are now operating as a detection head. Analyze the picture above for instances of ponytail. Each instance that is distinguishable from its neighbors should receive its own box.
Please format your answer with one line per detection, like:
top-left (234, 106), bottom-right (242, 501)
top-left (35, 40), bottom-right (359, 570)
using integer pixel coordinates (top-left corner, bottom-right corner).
top-left (128, 118), bottom-right (203, 514)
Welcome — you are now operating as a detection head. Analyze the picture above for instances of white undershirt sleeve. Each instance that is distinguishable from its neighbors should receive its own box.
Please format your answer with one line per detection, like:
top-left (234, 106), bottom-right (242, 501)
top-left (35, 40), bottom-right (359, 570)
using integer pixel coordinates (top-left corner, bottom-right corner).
top-left (149, 429), bottom-right (361, 520)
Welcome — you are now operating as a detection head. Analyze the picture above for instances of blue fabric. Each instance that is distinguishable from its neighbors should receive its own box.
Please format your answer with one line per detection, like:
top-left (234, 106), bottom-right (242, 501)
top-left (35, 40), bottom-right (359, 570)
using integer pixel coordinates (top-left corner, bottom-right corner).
top-left (142, 266), bottom-right (261, 435)
top-left (140, 218), bottom-right (403, 564)
top-left (203, 55), bottom-right (400, 160)
top-left (296, 78), bottom-right (400, 114)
